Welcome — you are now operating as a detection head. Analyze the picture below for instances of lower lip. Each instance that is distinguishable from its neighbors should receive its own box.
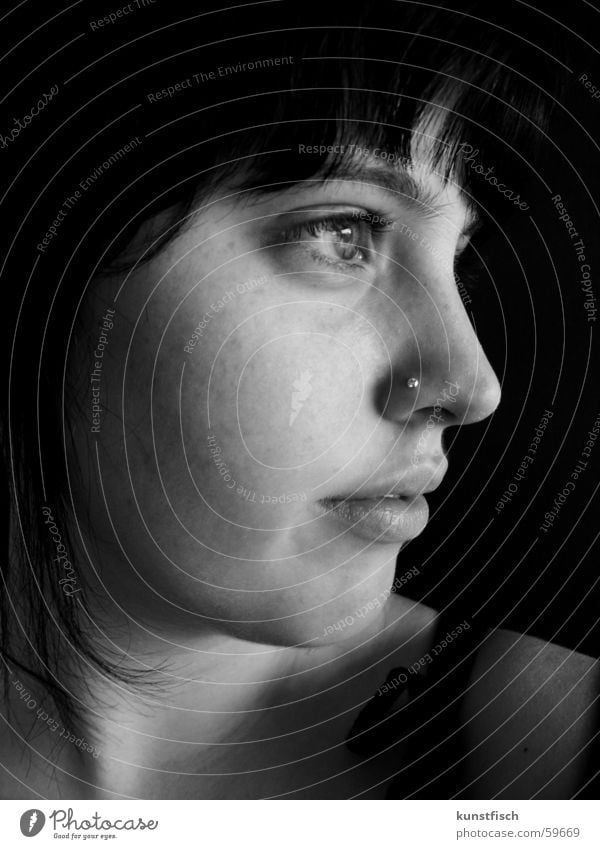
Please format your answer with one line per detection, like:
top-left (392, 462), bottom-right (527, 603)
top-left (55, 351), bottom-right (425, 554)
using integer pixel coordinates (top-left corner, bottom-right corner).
top-left (319, 495), bottom-right (429, 544)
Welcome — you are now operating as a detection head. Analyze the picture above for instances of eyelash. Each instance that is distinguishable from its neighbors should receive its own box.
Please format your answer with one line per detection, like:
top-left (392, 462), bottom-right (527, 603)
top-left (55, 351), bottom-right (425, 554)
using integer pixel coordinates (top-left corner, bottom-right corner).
top-left (279, 212), bottom-right (393, 271)
top-left (278, 210), bottom-right (482, 289)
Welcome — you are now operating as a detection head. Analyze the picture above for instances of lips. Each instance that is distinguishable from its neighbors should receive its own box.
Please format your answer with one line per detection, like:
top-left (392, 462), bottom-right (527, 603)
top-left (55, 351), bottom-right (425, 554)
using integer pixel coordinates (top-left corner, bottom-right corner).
top-left (330, 457), bottom-right (449, 500)
top-left (317, 458), bottom-right (447, 544)
top-left (319, 494), bottom-right (430, 543)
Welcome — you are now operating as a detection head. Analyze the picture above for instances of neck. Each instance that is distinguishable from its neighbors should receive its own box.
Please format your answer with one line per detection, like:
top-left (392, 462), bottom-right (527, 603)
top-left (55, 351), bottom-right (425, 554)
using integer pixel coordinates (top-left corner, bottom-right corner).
top-left (60, 591), bottom-right (436, 798)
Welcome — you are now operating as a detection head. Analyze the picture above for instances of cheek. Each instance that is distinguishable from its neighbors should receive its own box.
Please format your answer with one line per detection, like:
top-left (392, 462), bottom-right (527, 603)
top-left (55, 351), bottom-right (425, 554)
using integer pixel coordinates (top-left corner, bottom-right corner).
top-left (120, 278), bottom-right (387, 540)
top-left (185, 313), bottom-right (368, 481)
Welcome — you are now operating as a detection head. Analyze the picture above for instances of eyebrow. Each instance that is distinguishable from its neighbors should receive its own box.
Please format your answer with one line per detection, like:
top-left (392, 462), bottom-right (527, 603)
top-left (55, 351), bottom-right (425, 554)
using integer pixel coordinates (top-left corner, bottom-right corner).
top-left (323, 163), bottom-right (481, 235)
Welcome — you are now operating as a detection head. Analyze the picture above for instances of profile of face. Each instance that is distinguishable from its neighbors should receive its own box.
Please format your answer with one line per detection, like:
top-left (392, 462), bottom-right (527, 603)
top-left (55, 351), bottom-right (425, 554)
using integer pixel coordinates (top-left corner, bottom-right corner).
top-left (70, 145), bottom-right (501, 649)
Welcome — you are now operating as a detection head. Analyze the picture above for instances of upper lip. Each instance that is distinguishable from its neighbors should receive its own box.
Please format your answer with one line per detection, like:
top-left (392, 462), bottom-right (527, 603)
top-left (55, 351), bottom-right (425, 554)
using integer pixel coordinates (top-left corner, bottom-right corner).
top-left (324, 457), bottom-right (449, 500)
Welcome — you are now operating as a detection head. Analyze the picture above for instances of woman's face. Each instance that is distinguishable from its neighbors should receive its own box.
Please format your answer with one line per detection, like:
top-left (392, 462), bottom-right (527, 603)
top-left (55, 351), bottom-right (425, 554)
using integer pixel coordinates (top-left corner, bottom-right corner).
top-left (73, 152), bottom-right (501, 647)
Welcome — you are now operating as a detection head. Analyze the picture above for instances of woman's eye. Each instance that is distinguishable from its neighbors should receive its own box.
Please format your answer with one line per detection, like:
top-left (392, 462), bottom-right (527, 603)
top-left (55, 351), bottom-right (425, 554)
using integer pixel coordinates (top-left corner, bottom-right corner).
top-left (326, 223), bottom-right (366, 262)
top-left (279, 213), bottom-right (390, 269)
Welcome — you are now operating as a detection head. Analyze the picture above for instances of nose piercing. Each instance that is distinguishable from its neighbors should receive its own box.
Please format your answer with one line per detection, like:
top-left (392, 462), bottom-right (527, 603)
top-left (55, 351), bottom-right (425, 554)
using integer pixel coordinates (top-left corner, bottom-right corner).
top-left (406, 377), bottom-right (420, 389)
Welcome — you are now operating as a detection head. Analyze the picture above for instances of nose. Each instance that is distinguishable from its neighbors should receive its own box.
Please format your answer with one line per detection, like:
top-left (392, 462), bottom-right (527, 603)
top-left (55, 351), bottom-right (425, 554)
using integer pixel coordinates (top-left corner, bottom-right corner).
top-left (382, 282), bottom-right (502, 428)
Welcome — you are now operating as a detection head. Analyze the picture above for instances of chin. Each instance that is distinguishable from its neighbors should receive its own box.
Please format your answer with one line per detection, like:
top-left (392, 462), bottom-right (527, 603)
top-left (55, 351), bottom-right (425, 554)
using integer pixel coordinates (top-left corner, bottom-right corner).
top-left (216, 572), bottom-right (396, 649)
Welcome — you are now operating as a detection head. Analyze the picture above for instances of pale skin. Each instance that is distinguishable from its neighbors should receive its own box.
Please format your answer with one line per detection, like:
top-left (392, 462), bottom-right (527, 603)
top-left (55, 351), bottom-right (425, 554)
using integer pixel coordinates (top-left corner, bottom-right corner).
top-left (71, 153), bottom-right (497, 640)
top-left (1, 154), bottom-right (597, 799)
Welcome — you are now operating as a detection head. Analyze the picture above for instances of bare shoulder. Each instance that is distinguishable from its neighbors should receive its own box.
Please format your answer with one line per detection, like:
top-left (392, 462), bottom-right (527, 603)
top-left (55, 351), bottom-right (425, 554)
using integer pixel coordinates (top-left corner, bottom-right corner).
top-left (459, 629), bottom-right (599, 798)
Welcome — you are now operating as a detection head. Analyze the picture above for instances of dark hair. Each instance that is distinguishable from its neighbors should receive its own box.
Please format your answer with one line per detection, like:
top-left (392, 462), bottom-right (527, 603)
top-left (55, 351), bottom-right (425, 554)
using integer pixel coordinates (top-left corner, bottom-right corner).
top-left (0, 0), bottom-right (566, 741)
